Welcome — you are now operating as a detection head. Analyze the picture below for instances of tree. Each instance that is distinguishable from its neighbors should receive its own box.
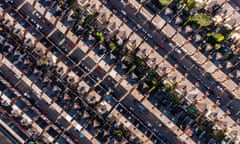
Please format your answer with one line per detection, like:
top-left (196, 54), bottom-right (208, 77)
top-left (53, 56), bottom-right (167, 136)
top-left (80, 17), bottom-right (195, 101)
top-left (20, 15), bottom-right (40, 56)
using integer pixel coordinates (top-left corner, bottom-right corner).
top-left (214, 130), bottom-right (225, 142)
top-left (35, 140), bottom-right (44, 144)
top-left (159, 0), bottom-right (171, 6)
top-left (184, 13), bottom-right (212, 27)
top-left (126, 64), bottom-right (137, 75)
top-left (206, 32), bottom-right (226, 50)
top-left (114, 129), bottom-right (123, 137)
top-left (199, 120), bottom-right (214, 134)
top-left (188, 105), bottom-right (196, 116)
top-left (223, 52), bottom-right (234, 60)
top-left (170, 95), bottom-right (179, 103)
top-left (84, 14), bottom-right (96, 25)
top-left (214, 43), bottom-right (221, 50)
top-left (180, 0), bottom-right (196, 11)
top-left (95, 32), bottom-right (105, 43)
top-left (72, 9), bottom-right (81, 18)
top-left (207, 32), bottom-right (225, 43)
top-left (108, 41), bottom-right (119, 51)
top-left (147, 76), bottom-right (163, 93)
top-left (165, 82), bottom-right (177, 93)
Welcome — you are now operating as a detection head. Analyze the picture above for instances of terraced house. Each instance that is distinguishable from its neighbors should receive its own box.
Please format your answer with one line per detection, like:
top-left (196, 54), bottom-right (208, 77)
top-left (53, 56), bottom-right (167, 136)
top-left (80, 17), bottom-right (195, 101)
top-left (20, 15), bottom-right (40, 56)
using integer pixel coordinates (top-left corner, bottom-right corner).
top-left (0, 0), bottom-right (239, 144)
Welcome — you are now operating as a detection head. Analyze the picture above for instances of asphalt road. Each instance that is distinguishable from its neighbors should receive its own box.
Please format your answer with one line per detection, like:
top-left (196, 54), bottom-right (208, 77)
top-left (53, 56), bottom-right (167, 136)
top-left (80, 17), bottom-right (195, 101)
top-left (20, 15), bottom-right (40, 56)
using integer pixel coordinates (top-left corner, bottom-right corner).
top-left (229, 0), bottom-right (240, 12)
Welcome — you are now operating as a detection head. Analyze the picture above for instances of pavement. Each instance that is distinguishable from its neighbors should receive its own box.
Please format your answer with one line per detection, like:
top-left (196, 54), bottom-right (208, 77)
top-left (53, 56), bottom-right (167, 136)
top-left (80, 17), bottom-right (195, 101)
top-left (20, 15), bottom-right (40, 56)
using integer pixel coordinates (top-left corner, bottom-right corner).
top-left (0, 129), bottom-right (15, 144)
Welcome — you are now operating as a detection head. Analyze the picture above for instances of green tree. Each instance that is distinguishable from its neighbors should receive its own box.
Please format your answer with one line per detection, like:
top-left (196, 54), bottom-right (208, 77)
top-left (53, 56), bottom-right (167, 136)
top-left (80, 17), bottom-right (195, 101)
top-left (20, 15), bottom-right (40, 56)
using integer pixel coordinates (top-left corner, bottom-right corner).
top-left (84, 14), bottom-right (96, 25)
top-left (215, 130), bottom-right (225, 142)
top-left (207, 32), bottom-right (225, 43)
top-left (95, 32), bottom-right (105, 42)
top-left (126, 64), bottom-right (137, 75)
top-left (214, 43), bottom-right (221, 50)
top-left (108, 41), bottom-right (119, 51)
top-left (165, 82), bottom-right (176, 93)
top-left (35, 140), bottom-right (44, 144)
top-left (126, 56), bottom-right (145, 75)
top-left (72, 9), bottom-right (81, 18)
top-left (184, 13), bottom-right (212, 27)
top-left (159, 0), bottom-right (171, 6)
top-left (206, 32), bottom-right (226, 50)
top-left (114, 129), bottom-right (123, 137)
top-left (180, 0), bottom-right (196, 11)
top-left (170, 95), bottom-right (179, 103)
top-left (223, 52), bottom-right (234, 60)
top-left (147, 77), bottom-right (162, 93)
top-left (199, 120), bottom-right (214, 134)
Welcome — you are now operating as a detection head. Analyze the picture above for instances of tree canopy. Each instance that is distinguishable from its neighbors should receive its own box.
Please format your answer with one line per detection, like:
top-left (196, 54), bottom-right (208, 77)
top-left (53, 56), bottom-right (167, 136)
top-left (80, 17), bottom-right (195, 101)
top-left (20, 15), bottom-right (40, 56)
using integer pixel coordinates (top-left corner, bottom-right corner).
top-left (180, 0), bottom-right (196, 11)
top-left (159, 0), bottom-right (171, 6)
top-left (95, 32), bottom-right (105, 42)
top-left (108, 41), bottom-right (119, 51)
top-left (185, 13), bottom-right (212, 27)
top-left (207, 32), bottom-right (225, 43)
top-left (207, 32), bottom-right (225, 50)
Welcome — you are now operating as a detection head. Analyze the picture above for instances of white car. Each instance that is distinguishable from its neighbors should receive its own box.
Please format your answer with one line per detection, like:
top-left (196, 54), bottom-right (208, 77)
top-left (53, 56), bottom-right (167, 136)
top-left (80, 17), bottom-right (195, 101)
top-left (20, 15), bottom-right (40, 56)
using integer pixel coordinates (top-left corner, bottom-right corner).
top-left (156, 121), bottom-right (162, 127)
top-left (129, 107), bottom-right (134, 112)
top-left (36, 24), bottom-right (43, 30)
top-left (120, 10), bottom-right (127, 16)
top-left (120, 0), bottom-right (127, 6)
top-left (15, 74), bottom-right (21, 79)
top-left (35, 12), bottom-right (42, 19)
top-left (168, 42), bottom-right (175, 48)
top-left (147, 33), bottom-right (152, 39)
top-left (174, 48), bottom-right (182, 54)
top-left (137, 24), bottom-right (142, 29)
top-left (24, 92), bottom-right (31, 98)
top-left (142, 28), bottom-right (147, 34)
top-left (146, 121), bottom-right (152, 128)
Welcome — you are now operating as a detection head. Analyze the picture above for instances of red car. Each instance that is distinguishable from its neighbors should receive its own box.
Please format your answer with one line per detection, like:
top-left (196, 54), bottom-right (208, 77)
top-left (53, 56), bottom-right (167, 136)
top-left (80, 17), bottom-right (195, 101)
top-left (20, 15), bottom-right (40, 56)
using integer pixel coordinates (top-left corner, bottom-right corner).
top-left (41, 17), bottom-right (46, 23)
top-left (42, 110), bottom-right (48, 115)
top-left (68, 42), bottom-right (75, 49)
top-left (159, 44), bottom-right (166, 51)
top-left (95, 65), bottom-right (101, 72)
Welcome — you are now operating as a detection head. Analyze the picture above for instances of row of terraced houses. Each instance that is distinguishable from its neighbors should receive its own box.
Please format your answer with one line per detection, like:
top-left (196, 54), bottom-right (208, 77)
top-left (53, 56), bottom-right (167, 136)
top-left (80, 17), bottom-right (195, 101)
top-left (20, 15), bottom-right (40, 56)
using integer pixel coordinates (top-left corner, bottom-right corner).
top-left (0, 0), bottom-right (239, 144)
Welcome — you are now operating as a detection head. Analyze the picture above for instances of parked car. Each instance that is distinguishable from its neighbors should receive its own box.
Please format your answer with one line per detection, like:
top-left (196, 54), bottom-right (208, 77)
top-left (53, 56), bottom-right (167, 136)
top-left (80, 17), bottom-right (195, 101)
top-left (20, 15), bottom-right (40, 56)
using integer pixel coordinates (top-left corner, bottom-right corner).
top-left (0, 35), bottom-right (6, 44)
top-left (35, 12), bottom-right (42, 19)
